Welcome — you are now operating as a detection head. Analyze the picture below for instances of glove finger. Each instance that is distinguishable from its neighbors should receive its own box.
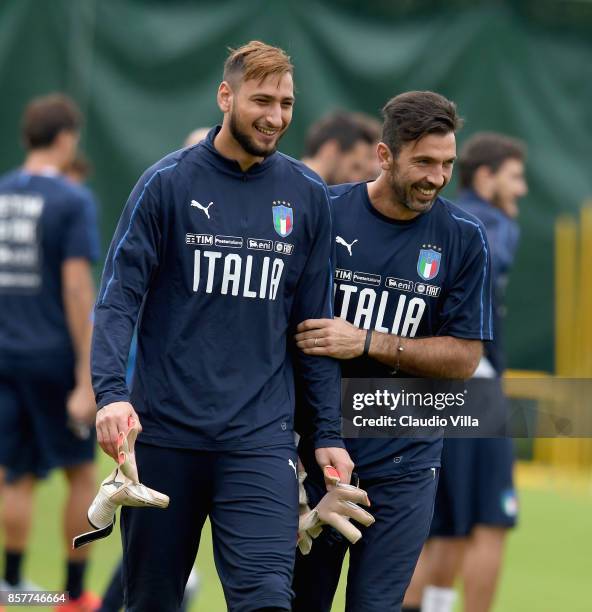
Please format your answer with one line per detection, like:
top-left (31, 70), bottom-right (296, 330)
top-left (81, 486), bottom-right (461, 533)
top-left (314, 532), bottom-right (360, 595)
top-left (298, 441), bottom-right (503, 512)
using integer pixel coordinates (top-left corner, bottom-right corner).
top-left (335, 484), bottom-right (371, 507)
top-left (298, 509), bottom-right (319, 533)
top-left (116, 483), bottom-right (169, 508)
top-left (118, 426), bottom-right (140, 482)
top-left (340, 501), bottom-right (375, 527)
top-left (298, 471), bottom-right (309, 506)
top-left (326, 514), bottom-right (362, 544)
top-left (126, 418), bottom-right (138, 451)
top-left (297, 531), bottom-right (313, 555)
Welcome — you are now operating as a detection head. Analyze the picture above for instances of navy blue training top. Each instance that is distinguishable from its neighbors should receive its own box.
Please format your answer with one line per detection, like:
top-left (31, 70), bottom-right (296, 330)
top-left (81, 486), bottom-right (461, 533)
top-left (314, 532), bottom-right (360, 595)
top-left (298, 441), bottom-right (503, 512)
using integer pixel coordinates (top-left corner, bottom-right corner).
top-left (302, 182), bottom-right (493, 478)
top-left (0, 170), bottom-right (100, 359)
top-left (92, 127), bottom-right (342, 451)
top-left (457, 190), bottom-right (519, 374)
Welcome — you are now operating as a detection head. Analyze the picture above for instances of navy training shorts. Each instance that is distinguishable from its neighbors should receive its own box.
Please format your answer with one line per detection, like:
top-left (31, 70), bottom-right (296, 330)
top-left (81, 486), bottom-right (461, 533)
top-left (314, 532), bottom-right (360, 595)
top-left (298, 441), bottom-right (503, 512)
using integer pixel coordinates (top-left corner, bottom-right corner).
top-left (0, 352), bottom-right (95, 480)
top-left (430, 437), bottom-right (518, 537)
top-left (121, 440), bottom-right (299, 612)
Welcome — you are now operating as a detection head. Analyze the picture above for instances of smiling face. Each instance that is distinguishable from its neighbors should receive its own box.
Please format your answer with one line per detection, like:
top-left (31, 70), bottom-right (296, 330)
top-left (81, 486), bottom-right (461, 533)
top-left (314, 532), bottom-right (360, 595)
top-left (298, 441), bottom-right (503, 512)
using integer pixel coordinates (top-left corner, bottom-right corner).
top-left (222, 72), bottom-right (294, 159)
top-left (379, 132), bottom-right (457, 215)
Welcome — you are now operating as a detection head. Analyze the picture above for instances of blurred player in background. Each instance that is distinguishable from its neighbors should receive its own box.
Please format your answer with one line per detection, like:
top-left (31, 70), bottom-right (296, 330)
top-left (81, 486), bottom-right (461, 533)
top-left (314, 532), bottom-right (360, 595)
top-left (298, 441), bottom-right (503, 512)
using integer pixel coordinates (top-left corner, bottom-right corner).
top-left (64, 153), bottom-right (102, 284)
top-left (293, 91), bottom-right (492, 612)
top-left (65, 152), bottom-right (93, 185)
top-left (92, 41), bottom-right (351, 611)
top-left (0, 94), bottom-right (101, 611)
top-left (301, 110), bottom-right (381, 184)
top-left (404, 132), bottom-right (526, 612)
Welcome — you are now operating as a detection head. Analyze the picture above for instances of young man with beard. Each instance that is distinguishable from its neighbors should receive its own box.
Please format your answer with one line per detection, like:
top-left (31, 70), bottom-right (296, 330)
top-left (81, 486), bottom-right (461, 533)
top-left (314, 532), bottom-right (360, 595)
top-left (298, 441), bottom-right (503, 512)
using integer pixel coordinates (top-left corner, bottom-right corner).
top-left (292, 91), bottom-right (493, 612)
top-left (301, 111), bottom-right (381, 184)
top-left (92, 41), bottom-right (352, 612)
top-left (404, 132), bottom-right (527, 612)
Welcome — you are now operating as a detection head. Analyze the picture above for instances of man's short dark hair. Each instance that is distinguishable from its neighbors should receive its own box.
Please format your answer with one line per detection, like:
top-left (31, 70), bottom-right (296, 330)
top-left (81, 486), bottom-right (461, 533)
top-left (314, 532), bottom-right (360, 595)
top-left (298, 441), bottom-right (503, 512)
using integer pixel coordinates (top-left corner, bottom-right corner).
top-left (381, 91), bottom-right (463, 157)
top-left (21, 93), bottom-right (82, 150)
top-left (458, 132), bottom-right (527, 189)
top-left (224, 41), bottom-right (293, 86)
top-left (304, 111), bottom-right (381, 157)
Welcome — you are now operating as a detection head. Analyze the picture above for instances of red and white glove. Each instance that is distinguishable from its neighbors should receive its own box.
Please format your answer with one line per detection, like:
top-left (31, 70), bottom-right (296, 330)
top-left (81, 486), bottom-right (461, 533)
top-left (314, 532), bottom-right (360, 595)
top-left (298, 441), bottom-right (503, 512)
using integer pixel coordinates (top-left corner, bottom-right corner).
top-left (73, 417), bottom-right (169, 549)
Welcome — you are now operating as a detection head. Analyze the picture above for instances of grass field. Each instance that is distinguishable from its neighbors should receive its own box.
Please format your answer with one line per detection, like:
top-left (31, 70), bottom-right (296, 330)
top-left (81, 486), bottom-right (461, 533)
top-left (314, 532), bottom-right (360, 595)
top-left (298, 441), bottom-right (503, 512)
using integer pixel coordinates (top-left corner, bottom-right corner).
top-left (2, 456), bottom-right (591, 611)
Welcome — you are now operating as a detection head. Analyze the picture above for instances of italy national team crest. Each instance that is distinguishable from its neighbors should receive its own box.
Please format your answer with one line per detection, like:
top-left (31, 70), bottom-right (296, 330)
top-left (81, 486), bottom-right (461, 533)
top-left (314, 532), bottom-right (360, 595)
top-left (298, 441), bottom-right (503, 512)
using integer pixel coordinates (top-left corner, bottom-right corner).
top-left (272, 201), bottom-right (293, 238)
top-left (417, 247), bottom-right (442, 280)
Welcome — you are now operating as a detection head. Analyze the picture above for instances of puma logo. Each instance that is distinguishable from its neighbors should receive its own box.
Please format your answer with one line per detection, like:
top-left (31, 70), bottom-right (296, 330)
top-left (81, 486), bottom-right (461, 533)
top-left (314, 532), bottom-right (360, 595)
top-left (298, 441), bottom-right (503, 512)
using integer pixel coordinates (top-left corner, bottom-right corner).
top-left (104, 476), bottom-right (124, 489)
top-left (191, 200), bottom-right (214, 219)
top-left (336, 235), bottom-right (358, 256)
top-left (288, 458), bottom-right (298, 479)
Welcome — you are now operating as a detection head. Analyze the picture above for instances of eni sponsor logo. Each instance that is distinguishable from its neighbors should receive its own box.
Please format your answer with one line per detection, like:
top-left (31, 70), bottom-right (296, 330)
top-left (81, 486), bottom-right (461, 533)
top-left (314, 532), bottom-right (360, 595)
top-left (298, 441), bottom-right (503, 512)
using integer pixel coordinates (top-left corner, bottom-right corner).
top-left (248, 238), bottom-right (273, 251)
top-left (386, 277), bottom-right (413, 292)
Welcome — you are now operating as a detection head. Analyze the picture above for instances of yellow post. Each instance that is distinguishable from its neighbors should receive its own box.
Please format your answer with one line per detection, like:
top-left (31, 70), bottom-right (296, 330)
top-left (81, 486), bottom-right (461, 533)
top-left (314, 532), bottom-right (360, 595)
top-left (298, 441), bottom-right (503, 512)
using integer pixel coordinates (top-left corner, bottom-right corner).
top-left (555, 216), bottom-right (578, 377)
top-left (577, 204), bottom-right (592, 377)
top-left (538, 215), bottom-right (578, 467)
top-left (574, 204), bottom-right (592, 468)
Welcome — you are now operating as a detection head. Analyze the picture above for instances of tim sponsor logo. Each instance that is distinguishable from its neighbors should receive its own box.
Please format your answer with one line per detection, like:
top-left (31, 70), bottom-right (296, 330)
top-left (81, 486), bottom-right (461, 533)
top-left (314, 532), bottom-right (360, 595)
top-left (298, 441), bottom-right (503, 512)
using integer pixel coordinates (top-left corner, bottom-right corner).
top-left (386, 277), bottom-right (413, 292)
top-left (274, 241), bottom-right (294, 255)
top-left (414, 282), bottom-right (441, 298)
top-left (215, 235), bottom-right (243, 249)
top-left (248, 238), bottom-right (273, 251)
top-left (353, 271), bottom-right (381, 287)
top-left (186, 233), bottom-right (213, 246)
top-left (335, 268), bottom-right (352, 281)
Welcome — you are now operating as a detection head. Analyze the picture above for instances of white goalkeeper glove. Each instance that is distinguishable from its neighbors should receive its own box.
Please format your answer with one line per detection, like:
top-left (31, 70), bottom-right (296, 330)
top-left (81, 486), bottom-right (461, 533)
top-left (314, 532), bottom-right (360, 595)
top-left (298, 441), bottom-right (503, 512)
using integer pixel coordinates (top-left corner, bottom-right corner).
top-left (73, 417), bottom-right (169, 549)
top-left (297, 466), bottom-right (374, 555)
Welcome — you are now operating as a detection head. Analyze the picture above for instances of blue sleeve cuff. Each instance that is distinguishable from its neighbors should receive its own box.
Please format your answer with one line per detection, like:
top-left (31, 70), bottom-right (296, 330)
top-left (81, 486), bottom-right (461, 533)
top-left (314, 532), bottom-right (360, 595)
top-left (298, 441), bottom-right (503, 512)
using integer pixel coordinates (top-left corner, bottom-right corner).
top-left (313, 437), bottom-right (345, 450)
top-left (96, 392), bottom-right (131, 410)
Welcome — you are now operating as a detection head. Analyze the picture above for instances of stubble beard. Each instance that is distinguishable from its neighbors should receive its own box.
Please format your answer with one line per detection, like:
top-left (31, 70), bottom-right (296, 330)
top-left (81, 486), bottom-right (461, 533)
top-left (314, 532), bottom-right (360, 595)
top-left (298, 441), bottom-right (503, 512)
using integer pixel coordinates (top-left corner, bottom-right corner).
top-left (229, 109), bottom-right (282, 159)
top-left (389, 165), bottom-right (437, 215)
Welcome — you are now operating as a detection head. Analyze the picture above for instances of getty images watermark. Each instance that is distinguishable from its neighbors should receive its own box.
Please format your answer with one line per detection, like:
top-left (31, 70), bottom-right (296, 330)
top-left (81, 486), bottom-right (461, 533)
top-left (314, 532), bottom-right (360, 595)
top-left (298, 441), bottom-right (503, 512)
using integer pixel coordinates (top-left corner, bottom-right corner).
top-left (351, 387), bottom-right (474, 428)
top-left (341, 378), bottom-right (592, 438)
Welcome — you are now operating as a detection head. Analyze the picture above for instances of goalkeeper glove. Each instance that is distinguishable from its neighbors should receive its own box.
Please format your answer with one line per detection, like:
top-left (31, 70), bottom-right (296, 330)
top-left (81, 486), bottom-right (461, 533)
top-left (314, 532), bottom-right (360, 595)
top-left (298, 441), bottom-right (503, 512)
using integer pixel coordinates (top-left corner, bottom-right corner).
top-left (297, 466), bottom-right (374, 555)
top-left (73, 417), bottom-right (169, 549)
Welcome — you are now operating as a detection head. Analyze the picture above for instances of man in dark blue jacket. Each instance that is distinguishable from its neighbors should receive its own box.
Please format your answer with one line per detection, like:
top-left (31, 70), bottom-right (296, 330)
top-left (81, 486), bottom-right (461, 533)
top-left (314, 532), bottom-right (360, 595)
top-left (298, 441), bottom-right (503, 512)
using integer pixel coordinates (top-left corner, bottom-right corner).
top-left (405, 132), bottom-right (527, 612)
top-left (292, 92), bottom-right (492, 612)
top-left (92, 41), bottom-right (352, 612)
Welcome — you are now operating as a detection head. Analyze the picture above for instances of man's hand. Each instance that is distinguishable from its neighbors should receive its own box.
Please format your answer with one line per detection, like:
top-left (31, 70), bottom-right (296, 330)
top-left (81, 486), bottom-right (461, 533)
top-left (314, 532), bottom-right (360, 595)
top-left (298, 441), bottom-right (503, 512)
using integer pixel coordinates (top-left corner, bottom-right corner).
top-left (96, 402), bottom-right (142, 461)
top-left (67, 383), bottom-right (96, 425)
top-left (296, 318), bottom-right (365, 359)
top-left (315, 447), bottom-right (354, 487)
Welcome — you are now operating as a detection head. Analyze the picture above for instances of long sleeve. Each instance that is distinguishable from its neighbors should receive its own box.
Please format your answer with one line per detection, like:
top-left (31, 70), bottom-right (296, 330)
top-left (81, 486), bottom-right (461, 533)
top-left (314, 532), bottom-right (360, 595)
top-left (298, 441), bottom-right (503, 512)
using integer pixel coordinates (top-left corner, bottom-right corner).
top-left (291, 186), bottom-right (343, 448)
top-left (91, 162), bottom-right (173, 408)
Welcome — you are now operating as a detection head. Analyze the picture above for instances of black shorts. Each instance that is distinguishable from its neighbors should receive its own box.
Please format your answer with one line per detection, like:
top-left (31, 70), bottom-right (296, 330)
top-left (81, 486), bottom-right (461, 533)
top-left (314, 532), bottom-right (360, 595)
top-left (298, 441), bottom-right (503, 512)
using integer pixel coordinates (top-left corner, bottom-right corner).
top-left (121, 440), bottom-right (299, 612)
top-left (0, 353), bottom-right (95, 481)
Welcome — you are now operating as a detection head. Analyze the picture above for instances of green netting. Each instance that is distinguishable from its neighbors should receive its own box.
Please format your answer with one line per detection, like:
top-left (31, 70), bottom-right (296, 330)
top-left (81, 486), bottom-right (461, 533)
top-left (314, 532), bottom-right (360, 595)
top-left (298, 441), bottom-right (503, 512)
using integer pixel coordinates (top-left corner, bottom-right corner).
top-left (1, 0), bottom-right (591, 370)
